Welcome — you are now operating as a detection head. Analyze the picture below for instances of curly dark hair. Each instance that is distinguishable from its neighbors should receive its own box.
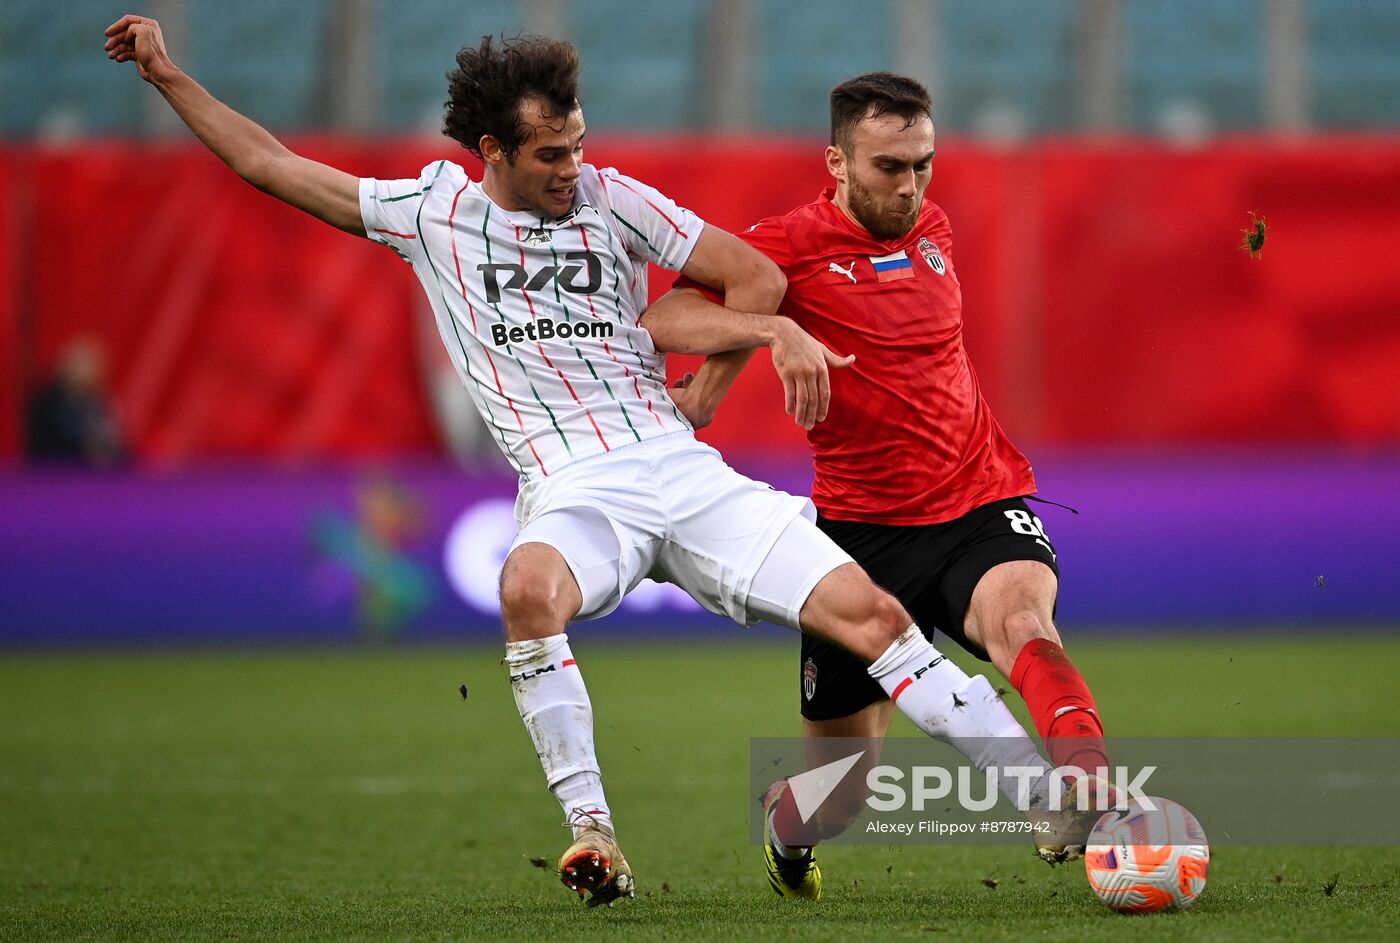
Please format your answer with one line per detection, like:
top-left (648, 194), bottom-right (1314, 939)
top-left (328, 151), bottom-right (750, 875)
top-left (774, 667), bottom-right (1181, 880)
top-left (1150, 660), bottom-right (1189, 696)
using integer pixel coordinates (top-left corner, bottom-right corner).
top-left (830, 72), bottom-right (932, 153)
top-left (443, 34), bottom-right (581, 160)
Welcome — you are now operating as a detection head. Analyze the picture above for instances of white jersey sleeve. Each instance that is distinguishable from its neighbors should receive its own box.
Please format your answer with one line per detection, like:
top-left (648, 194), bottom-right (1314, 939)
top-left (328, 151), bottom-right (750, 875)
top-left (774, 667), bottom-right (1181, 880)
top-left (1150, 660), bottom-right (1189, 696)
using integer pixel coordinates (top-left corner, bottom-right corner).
top-left (594, 168), bottom-right (706, 271)
top-left (359, 161), bottom-right (463, 261)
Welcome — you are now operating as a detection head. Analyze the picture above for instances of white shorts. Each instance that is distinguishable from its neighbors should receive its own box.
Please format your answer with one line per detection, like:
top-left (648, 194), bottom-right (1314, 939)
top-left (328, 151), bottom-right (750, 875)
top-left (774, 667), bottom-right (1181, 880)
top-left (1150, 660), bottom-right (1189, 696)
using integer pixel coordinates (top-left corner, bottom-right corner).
top-left (509, 432), bottom-right (852, 628)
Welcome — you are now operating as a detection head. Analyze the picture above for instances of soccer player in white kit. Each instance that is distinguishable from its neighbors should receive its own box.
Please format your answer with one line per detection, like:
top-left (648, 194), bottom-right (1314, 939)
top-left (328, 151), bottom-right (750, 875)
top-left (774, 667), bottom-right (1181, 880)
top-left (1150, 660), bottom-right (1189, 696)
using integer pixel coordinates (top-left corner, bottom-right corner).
top-left (107, 16), bottom-right (1065, 906)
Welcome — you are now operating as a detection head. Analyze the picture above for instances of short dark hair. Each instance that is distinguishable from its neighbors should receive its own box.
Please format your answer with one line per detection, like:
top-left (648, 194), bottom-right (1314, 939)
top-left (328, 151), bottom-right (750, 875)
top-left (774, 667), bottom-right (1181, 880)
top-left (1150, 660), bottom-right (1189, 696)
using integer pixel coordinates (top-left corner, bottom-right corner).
top-left (830, 72), bottom-right (932, 152)
top-left (443, 35), bottom-right (581, 159)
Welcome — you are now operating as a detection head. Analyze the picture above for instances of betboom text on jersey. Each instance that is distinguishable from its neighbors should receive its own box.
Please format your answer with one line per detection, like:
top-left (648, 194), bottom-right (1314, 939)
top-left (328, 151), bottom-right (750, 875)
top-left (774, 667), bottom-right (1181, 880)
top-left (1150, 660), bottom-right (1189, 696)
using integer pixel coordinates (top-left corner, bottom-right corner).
top-left (489, 318), bottom-right (615, 347)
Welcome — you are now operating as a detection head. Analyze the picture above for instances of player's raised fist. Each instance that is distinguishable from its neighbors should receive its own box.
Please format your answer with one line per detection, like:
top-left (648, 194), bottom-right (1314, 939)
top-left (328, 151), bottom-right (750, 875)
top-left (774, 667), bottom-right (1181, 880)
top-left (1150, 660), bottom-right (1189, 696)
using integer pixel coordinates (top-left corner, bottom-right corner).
top-left (103, 14), bottom-right (177, 84)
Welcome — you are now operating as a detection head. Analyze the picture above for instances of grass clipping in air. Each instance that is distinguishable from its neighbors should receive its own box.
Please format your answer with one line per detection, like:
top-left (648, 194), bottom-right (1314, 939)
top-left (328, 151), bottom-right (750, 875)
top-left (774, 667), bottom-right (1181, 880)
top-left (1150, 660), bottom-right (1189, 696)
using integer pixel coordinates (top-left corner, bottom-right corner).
top-left (1241, 212), bottom-right (1267, 258)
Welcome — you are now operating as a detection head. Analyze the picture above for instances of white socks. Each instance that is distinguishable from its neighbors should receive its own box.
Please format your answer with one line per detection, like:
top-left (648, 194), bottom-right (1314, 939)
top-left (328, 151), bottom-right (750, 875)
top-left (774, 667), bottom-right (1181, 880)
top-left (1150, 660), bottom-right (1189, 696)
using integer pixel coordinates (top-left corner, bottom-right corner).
top-left (504, 633), bottom-right (614, 837)
top-left (867, 625), bottom-right (1052, 807)
top-left (507, 626), bottom-right (1051, 844)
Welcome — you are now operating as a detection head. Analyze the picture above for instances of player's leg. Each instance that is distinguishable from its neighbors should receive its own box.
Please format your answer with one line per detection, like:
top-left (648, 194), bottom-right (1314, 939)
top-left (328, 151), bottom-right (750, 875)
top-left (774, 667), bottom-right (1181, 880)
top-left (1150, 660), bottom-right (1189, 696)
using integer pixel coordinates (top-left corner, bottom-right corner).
top-left (795, 564), bottom-right (1051, 785)
top-left (750, 547), bottom-right (1060, 889)
top-left (500, 508), bottom-right (637, 905)
top-left (761, 699), bottom-right (894, 897)
top-left (499, 541), bottom-right (582, 642)
top-left (651, 450), bottom-right (1057, 877)
top-left (670, 472), bottom-right (1052, 761)
top-left (967, 559), bottom-right (1108, 771)
top-left (745, 522), bottom-right (1055, 789)
top-left (646, 452), bottom-right (1027, 742)
top-left (800, 703), bottom-right (897, 837)
top-left (964, 561), bottom-right (1109, 851)
top-left (767, 515), bottom-right (936, 858)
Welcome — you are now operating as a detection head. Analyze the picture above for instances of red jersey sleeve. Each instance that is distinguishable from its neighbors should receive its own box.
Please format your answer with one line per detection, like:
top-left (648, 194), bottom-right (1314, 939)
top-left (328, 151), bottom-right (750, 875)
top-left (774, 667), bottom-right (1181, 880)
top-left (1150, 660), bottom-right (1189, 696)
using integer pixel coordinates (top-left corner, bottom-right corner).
top-left (670, 217), bottom-right (795, 301)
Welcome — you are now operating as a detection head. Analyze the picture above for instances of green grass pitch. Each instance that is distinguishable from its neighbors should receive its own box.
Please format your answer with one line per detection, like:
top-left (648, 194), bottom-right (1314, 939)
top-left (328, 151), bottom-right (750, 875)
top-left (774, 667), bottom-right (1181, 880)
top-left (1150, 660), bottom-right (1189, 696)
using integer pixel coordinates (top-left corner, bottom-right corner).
top-left (2, 634), bottom-right (1398, 941)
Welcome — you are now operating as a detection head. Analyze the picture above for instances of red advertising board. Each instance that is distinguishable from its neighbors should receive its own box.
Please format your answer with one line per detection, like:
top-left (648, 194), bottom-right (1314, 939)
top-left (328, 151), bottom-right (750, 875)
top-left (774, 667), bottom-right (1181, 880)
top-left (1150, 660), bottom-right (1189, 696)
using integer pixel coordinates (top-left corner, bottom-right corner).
top-left (5, 136), bottom-right (1398, 461)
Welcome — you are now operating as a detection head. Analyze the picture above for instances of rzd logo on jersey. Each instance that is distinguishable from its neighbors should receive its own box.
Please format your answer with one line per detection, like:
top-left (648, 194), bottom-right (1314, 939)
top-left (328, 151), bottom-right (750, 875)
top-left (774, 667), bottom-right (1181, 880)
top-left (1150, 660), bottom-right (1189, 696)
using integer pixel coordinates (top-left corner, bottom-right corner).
top-left (917, 237), bottom-right (945, 276)
top-left (478, 250), bottom-right (602, 303)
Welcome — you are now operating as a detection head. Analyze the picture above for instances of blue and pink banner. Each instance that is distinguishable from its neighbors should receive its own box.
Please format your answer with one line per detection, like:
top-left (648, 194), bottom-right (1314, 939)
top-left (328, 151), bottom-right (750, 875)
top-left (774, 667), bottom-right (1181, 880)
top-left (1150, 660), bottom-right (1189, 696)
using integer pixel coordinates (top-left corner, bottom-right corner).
top-left (1, 452), bottom-right (1395, 645)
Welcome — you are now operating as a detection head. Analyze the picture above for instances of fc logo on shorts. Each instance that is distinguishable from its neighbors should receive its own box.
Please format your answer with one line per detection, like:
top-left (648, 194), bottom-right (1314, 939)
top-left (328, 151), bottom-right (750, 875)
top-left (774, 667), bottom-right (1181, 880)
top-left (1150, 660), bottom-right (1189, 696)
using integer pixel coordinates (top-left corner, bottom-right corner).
top-left (803, 658), bottom-right (818, 701)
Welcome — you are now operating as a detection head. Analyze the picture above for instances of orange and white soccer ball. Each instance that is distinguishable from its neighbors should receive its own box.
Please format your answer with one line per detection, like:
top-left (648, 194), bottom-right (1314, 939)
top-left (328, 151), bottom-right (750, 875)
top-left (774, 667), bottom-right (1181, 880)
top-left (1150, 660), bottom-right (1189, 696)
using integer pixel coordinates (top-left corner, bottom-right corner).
top-left (1084, 797), bottom-right (1210, 913)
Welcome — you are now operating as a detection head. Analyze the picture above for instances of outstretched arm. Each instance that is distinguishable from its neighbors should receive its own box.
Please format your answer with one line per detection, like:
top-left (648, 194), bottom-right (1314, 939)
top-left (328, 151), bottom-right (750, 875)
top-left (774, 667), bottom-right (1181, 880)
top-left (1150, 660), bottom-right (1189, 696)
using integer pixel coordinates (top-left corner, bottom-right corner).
top-left (104, 14), bottom-right (364, 236)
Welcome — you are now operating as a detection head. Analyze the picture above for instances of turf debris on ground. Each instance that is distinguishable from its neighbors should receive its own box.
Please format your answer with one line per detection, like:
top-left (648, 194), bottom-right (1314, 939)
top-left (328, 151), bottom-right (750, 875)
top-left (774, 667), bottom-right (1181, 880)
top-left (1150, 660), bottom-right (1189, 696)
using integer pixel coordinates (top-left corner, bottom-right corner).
top-left (2, 636), bottom-right (1398, 941)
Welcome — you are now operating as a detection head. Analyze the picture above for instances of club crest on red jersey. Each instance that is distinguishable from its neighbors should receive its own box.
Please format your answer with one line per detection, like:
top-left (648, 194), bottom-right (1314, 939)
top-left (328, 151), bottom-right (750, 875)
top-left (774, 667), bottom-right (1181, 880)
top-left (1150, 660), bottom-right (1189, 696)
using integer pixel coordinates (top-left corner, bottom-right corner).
top-left (917, 237), bottom-right (946, 275)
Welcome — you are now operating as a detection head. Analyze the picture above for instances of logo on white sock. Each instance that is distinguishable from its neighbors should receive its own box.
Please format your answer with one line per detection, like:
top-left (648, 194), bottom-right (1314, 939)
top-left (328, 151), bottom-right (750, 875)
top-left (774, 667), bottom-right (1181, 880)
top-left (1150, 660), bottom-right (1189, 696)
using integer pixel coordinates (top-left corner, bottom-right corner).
top-left (510, 660), bottom-right (575, 684)
top-left (912, 656), bottom-right (947, 680)
top-left (788, 752), bottom-right (866, 824)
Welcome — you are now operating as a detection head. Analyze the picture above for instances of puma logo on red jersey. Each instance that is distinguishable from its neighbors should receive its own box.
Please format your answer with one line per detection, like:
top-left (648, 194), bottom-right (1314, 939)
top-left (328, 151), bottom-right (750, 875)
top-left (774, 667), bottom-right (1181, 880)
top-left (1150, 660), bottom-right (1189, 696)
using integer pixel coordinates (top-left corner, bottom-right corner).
top-left (828, 260), bottom-right (858, 284)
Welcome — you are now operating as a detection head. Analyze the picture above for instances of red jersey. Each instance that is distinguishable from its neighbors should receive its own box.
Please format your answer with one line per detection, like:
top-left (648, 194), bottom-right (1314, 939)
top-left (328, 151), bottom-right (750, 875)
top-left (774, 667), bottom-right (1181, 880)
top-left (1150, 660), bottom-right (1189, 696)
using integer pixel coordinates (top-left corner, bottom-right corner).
top-left (685, 190), bottom-right (1034, 525)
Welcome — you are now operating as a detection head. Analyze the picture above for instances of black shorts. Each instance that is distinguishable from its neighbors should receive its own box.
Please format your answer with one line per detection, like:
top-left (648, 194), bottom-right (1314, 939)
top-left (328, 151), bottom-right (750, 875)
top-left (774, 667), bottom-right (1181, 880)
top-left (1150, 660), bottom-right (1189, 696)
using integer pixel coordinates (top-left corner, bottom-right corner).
top-left (800, 496), bottom-right (1060, 722)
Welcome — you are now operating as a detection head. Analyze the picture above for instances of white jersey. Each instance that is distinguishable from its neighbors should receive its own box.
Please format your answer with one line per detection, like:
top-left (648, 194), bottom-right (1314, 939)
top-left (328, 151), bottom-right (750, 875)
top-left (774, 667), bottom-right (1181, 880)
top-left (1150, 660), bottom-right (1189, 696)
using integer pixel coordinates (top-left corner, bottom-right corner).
top-left (360, 161), bottom-right (705, 480)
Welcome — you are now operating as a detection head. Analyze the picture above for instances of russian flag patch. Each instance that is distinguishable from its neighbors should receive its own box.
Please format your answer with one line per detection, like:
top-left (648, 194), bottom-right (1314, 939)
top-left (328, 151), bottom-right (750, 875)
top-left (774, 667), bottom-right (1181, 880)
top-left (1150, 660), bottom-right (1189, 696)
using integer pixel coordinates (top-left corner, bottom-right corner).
top-left (869, 250), bottom-right (915, 282)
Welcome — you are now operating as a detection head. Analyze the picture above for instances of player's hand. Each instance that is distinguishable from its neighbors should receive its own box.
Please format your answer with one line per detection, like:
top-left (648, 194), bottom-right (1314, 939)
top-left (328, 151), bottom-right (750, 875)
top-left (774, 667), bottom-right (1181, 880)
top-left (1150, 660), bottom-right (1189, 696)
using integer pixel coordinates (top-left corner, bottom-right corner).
top-left (668, 373), bottom-right (717, 429)
top-left (104, 14), bottom-right (178, 84)
top-left (768, 318), bottom-right (854, 430)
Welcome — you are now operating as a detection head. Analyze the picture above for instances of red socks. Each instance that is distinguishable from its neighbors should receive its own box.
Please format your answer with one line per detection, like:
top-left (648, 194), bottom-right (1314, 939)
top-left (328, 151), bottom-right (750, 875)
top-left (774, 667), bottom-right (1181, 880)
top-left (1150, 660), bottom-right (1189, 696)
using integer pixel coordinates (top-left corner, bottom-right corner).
top-left (770, 784), bottom-right (822, 849)
top-left (1010, 638), bottom-right (1108, 773)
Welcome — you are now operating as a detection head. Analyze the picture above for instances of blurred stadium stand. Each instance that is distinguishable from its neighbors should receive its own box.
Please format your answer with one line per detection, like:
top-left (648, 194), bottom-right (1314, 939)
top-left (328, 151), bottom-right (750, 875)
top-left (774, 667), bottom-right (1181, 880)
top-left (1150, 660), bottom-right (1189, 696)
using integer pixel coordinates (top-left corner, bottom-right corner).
top-left (6, 0), bottom-right (1400, 137)
top-left (1128, 0), bottom-right (1264, 134)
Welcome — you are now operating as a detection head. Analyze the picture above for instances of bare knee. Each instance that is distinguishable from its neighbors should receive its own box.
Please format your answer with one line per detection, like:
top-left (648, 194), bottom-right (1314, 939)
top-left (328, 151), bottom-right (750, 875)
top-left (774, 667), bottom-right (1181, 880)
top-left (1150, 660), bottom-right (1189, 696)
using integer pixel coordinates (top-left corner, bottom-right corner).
top-left (498, 545), bottom-right (581, 641)
top-left (499, 572), bottom-right (560, 622)
top-left (1003, 609), bottom-right (1059, 648)
top-left (966, 560), bottom-right (1061, 672)
top-left (839, 585), bottom-right (912, 663)
top-left (802, 564), bottom-right (911, 663)
top-left (831, 587), bottom-right (909, 664)
top-left (983, 608), bottom-right (1061, 674)
top-left (817, 576), bottom-right (907, 657)
top-left (865, 590), bottom-right (910, 652)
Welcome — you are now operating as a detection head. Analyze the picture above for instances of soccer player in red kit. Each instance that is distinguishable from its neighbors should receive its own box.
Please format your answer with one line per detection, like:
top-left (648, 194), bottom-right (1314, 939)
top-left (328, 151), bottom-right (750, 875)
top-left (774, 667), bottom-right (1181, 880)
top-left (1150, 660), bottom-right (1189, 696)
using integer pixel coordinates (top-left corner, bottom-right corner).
top-left (644, 72), bottom-right (1110, 897)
